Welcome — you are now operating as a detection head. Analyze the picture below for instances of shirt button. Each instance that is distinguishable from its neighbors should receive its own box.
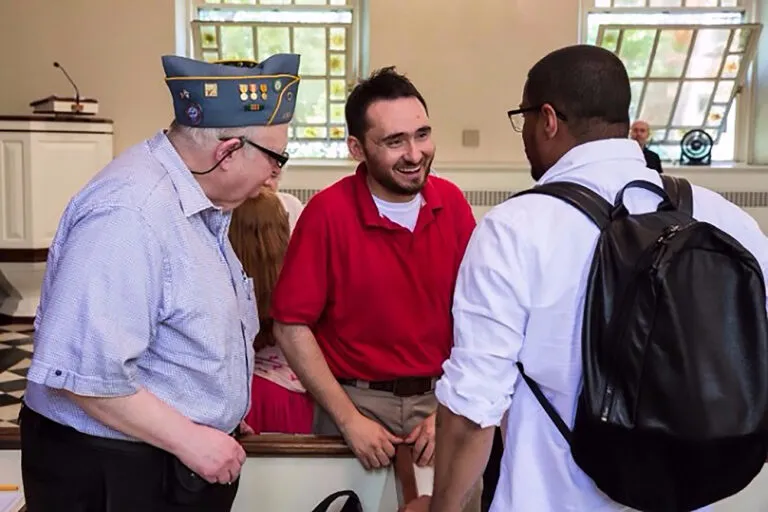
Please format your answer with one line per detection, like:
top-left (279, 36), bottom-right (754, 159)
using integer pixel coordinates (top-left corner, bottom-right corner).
top-left (54, 370), bottom-right (62, 376)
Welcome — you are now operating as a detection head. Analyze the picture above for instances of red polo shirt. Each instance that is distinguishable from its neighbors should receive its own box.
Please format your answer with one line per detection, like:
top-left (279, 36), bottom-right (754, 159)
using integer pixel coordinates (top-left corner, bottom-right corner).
top-left (270, 164), bottom-right (476, 381)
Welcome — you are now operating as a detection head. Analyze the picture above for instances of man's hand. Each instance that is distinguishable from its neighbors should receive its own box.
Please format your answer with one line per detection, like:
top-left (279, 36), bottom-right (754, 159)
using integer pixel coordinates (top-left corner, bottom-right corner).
top-left (239, 420), bottom-right (255, 436)
top-left (404, 412), bottom-right (436, 467)
top-left (176, 425), bottom-right (247, 484)
top-left (398, 495), bottom-right (432, 512)
top-left (340, 412), bottom-right (403, 470)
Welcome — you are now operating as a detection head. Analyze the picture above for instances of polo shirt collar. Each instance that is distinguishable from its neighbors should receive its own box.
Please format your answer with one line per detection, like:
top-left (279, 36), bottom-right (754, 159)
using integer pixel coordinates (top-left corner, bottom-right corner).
top-left (352, 163), bottom-right (443, 229)
top-left (148, 130), bottom-right (218, 218)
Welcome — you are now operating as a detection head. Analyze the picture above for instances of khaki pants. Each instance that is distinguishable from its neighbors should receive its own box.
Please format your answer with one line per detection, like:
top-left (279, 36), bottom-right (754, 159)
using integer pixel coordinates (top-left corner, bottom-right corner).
top-left (314, 385), bottom-right (483, 512)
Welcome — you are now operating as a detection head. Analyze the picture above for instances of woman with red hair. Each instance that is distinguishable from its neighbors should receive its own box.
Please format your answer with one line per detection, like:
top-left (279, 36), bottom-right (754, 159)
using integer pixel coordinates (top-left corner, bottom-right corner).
top-left (229, 188), bottom-right (313, 434)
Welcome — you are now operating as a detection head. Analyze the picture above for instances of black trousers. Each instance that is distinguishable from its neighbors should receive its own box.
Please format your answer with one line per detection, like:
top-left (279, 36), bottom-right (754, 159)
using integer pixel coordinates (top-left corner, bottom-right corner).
top-left (20, 405), bottom-right (240, 512)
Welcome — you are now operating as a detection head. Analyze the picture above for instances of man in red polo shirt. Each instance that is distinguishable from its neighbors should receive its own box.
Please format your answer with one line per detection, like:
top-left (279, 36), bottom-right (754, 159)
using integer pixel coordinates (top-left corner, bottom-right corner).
top-left (272, 67), bottom-right (479, 509)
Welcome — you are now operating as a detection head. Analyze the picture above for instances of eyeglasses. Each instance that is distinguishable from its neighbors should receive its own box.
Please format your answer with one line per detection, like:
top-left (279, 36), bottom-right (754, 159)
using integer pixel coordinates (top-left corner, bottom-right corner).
top-left (507, 104), bottom-right (568, 133)
top-left (219, 136), bottom-right (290, 169)
top-left (216, 59), bottom-right (260, 69)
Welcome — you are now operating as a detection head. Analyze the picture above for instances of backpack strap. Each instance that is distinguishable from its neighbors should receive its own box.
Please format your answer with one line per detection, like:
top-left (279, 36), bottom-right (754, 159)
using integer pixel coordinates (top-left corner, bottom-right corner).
top-left (660, 175), bottom-right (693, 217)
top-left (516, 362), bottom-right (573, 446)
top-left (512, 182), bottom-right (612, 230)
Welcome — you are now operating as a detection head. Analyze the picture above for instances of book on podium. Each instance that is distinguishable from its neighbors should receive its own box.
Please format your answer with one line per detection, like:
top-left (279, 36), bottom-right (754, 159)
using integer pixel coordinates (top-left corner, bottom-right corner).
top-left (29, 95), bottom-right (99, 115)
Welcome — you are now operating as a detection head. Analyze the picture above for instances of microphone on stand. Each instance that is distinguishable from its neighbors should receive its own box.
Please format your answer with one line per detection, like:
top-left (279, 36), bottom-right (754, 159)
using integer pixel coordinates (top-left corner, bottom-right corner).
top-left (53, 61), bottom-right (83, 113)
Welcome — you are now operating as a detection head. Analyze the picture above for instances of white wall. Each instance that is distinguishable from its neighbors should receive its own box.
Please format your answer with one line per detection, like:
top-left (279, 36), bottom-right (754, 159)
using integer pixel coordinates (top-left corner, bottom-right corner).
top-left (0, 449), bottom-right (765, 510)
top-left (280, 161), bottom-right (768, 232)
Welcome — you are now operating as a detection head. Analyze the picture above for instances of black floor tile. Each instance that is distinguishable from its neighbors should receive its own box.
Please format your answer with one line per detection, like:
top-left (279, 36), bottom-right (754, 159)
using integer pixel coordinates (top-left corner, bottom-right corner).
top-left (0, 380), bottom-right (27, 393)
top-left (0, 338), bottom-right (33, 347)
top-left (0, 393), bottom-right (21, 407)
top-left (0, 348), bottom-right (29, 372)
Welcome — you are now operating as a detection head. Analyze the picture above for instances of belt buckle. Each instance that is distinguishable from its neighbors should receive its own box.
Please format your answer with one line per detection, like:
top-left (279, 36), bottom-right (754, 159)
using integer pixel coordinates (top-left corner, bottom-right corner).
top-left (392, 377), bottom-right (426, 397)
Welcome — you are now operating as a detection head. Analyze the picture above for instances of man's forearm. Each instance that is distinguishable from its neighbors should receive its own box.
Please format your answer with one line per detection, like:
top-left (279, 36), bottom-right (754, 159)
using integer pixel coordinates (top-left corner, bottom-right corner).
top-left (430, 404), bottom-right (495, 512)
top-left (274, 322), bottom-right (359, 430)
top-left (66, 388), bottom-right (198, 456)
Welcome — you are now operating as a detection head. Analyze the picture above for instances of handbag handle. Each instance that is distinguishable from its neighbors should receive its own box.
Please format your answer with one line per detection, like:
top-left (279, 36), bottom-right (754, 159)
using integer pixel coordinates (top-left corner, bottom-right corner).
top-left (394, 444), bottom-right (419, 505)
top-left (310, 490), bottom-right (363, 512)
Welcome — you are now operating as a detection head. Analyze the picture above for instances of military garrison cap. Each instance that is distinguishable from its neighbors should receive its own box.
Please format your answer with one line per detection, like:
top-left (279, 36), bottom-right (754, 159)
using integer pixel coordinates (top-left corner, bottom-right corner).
top-left (162, 54), bottom-right (301, 128)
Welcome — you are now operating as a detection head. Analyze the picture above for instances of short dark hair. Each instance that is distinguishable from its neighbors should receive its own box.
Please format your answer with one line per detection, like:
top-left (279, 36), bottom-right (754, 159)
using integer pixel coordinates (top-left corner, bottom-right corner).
top-left (345, 66), bottom-right (428, 140)
top-left (525, 44), bottom-right (631, 141)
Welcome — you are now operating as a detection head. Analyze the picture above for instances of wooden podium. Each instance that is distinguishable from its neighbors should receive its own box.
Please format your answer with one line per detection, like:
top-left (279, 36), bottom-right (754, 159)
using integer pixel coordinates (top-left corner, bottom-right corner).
top-left (0, 115), bottom-right (113, 320)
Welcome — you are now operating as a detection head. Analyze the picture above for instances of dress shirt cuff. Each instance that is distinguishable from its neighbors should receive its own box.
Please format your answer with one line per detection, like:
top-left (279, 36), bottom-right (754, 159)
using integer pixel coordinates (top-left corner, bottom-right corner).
top-left (27, 361), bottom-right (139, 397)
top-left (435, 373), bottom-right (511, 429)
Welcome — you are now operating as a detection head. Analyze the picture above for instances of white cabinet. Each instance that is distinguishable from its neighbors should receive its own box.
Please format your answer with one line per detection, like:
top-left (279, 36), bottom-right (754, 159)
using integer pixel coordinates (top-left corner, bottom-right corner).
top-left (0, 115), bottom-right (113, 318)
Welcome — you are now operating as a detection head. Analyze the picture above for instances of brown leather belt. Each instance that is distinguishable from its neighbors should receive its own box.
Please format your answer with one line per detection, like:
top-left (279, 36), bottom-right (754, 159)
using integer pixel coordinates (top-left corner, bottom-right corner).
top-left (337, 376), bottom-right (438, 397)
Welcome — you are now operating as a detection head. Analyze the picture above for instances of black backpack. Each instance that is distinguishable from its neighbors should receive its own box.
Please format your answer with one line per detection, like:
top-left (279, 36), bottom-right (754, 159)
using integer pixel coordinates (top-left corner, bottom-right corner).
top-left (514, 175), bottom-right (768, 512)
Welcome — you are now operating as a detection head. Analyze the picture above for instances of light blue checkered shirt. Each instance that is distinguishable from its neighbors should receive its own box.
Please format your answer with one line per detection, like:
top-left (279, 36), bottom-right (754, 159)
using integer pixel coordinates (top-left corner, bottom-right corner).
top-left (25, 131), bottom-right (258, 440)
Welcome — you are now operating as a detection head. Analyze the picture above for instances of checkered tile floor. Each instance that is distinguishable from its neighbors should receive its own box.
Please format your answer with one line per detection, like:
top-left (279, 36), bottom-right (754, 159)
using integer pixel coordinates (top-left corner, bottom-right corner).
top-left (0, 322), bottom-right (33, 428)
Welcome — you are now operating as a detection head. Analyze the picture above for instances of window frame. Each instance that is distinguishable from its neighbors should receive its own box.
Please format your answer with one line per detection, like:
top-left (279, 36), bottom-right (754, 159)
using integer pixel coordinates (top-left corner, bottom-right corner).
top-left (183, 0), bottom-right (368, 160)
top-left (578, 0), bottom-right (760, 163)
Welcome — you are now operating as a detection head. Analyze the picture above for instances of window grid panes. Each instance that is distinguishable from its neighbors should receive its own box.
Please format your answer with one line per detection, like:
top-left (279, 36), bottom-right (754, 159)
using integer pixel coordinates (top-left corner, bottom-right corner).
top-left (586, 0), bottom-right (760, 162)
top-left (191, 0), bottom-right (357, 159)
top-left (594, 0), bottom-right (740, 7)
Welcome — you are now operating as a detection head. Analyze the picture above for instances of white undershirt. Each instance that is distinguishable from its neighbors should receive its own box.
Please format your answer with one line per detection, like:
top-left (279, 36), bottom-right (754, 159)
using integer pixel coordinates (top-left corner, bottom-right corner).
top-left (371, 192), bottom-right (423, 231)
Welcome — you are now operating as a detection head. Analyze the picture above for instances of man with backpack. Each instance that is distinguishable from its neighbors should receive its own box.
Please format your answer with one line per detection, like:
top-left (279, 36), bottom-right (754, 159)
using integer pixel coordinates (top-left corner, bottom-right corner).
top-left (402, 44), bottom-right (768, 512)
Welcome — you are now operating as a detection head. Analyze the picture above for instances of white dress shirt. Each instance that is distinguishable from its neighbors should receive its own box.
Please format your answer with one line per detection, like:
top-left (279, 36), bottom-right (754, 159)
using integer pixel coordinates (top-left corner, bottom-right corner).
top-left (435, 139), bottom-right (768, 512)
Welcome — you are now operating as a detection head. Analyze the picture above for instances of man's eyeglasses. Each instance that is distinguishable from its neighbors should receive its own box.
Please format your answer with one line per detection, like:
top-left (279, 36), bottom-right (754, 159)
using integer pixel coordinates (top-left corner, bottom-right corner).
top-left (223, 136), bottom-right (290, 169)
top-left (507, 104), bottom-right (568, 133)
top-left (216, 59), bottom-right (260, 69)
top-left (191, 135), bottom-right (290, 176)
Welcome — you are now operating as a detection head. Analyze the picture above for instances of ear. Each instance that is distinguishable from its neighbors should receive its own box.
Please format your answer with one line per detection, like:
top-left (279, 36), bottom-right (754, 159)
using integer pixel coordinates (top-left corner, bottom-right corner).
top-left (347, 136), bottom-right (366, 162)
top-left (540, 104), bottom-right (560, 140)
top-left (214, 137), bottom-right (245, 170)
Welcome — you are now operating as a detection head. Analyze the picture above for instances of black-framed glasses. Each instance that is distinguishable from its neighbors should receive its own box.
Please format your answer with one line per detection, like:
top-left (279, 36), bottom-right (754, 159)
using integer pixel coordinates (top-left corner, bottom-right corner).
top-left (191, 135), bottom-right (289, 176)
top-left (507, 104), bottom-right (568, 133)
top-left (220, 136), bottom-right (290, 169)
top-left (216, 59), bottom-right (260, 69)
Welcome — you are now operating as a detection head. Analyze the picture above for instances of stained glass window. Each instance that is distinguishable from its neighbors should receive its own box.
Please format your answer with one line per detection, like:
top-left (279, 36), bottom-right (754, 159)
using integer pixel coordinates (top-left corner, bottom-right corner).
top-left (191, 0), bottom-right (362, 158)
top-left (585, 0), bottom-right (760, 161)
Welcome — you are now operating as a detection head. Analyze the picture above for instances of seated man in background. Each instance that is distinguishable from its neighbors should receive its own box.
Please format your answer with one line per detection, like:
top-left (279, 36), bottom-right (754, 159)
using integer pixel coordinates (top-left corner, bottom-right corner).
top-left (630, 119), bottom-right (663, 173)
top-left (20, 53), bottom-right (301, 512)
top-left (229, 188), bottom-right (314, 435)
top-left (271, 67), bottom-right (481, 510)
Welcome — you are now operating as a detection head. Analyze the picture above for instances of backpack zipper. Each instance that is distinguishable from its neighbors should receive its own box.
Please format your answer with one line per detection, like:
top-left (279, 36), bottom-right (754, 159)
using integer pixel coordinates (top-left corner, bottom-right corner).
top-left (600, 223), bottom-right (683, 423)
top-left (652, 224), bottom-right (682, 270)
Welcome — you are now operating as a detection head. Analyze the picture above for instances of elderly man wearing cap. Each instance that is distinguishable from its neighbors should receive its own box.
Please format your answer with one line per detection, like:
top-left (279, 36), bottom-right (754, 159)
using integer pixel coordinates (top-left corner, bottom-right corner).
top-left (19, 54), bottom-right (300, 512)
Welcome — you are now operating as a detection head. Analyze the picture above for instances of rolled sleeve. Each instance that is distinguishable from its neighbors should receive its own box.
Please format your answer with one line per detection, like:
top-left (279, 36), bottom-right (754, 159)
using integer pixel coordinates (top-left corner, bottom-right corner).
top-left (436, 212), bottom-right (530, 428)
top-left (28, 205), bottom-right (165, 398)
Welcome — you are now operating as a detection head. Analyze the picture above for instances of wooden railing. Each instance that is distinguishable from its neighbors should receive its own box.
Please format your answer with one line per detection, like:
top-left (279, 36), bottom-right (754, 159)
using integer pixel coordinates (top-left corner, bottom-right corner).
top-left (0, 426), bottom-right (354, 456)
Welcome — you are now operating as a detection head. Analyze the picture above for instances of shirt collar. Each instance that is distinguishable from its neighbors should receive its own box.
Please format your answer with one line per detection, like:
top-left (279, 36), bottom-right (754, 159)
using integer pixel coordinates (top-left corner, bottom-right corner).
top-left (352, 163), bottom-right (444, 228)
top-left (147, 130), bottom-right (217, 218)
top-left (538, 138), bottom-right (646, 185)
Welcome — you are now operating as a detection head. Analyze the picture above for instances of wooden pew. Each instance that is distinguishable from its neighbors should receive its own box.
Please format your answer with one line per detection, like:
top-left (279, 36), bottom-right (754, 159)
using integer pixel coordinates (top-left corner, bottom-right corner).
top-left (0, 428), bottom-right (431, 512)
top-left (4, 425), bottom-right (768, 510)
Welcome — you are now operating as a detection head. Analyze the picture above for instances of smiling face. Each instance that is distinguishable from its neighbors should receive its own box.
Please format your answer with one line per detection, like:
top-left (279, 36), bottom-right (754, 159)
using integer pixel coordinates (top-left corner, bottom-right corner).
top-left (348, 96), bottom-right (434, 202)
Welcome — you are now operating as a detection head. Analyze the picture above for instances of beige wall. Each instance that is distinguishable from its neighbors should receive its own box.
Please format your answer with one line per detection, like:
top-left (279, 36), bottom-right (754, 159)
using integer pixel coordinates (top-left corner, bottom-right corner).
top-left (367, 0), bottom-right (578, 164)
top-left (0, 0), bottom-right (762, 165)
top-left (0, 0), bottom-right (569, 163)
top-left (0, 0), bottom-right (176, 155)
